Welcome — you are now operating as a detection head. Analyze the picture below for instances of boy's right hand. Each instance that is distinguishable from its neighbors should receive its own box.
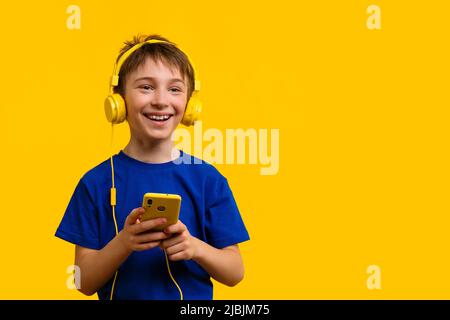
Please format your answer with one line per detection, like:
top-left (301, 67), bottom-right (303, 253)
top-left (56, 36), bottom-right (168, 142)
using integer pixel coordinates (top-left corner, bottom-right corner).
top-left (118, 207), bottom-right (170, 252)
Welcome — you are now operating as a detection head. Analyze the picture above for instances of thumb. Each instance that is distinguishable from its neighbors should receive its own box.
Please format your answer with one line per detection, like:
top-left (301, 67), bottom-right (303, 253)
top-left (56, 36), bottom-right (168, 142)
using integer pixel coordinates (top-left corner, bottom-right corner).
top-left (125, 207), bottom-right (144, 226)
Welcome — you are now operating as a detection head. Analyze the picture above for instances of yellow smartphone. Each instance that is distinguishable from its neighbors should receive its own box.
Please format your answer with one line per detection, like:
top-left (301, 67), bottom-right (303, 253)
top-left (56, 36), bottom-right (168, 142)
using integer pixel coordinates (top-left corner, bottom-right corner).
top-left (141, 193), bottom-right (181, 231)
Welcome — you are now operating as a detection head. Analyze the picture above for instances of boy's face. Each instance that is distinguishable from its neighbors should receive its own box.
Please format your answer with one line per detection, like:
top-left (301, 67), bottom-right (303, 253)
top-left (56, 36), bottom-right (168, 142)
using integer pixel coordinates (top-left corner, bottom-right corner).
top-left (123, 57), bottom-right (188, 142)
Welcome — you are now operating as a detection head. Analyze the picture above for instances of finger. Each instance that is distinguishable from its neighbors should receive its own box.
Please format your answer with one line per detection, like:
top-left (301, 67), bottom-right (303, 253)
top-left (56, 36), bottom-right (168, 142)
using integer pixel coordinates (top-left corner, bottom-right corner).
top-left (160, 233), bottom-right (185, 249)
top-left (165, 241), bottom-right (186, 256)
top-left (134, 241), bottom-right (161, 251)
top-left (135, 231), bottom-right (170, 244)
top-left (125, 207), bottom-right (145, 226)
top-left (130, 217), bottom-right (167, 234)
top-left (164, 220), bottom-right (186, 234)
top-left (167, 250), bottom-right (188, 261)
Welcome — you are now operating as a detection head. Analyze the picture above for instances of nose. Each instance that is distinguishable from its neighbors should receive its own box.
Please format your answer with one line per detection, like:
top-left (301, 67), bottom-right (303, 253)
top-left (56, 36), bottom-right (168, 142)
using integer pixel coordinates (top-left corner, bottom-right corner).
top-left (150, 88), bottom-right (169, 109)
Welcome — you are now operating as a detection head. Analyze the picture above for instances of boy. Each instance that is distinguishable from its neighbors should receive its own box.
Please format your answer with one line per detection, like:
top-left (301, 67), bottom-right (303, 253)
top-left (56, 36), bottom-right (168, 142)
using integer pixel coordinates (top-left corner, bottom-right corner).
top-left (55, 34), bottom-right (250, 300)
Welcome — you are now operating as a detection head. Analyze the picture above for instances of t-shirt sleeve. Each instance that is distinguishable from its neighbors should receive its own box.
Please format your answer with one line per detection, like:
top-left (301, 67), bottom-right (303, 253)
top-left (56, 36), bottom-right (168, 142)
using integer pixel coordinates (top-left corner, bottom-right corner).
top-left (205, 175), bottom-right (250, 249)
top-left (55, 178), bottom-right (101, 250)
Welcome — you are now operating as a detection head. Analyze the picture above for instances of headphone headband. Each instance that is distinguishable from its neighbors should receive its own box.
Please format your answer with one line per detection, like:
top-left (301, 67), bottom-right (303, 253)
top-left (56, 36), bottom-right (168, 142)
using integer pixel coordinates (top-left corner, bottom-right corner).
top-left (109, 39), bottom-right (200, 93)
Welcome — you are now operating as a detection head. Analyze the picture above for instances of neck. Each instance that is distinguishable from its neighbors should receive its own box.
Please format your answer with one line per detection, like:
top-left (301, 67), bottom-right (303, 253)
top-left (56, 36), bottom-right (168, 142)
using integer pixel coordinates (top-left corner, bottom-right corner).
top-left (123, 136), bottom-right (179, 164)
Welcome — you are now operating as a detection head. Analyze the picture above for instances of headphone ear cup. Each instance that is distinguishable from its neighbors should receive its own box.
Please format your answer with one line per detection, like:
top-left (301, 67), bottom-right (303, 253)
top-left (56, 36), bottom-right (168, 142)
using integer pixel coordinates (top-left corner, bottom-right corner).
top-left (104, 94), bottom-right (127, 124)
top-left (181, 92), bottom-right (202, 126)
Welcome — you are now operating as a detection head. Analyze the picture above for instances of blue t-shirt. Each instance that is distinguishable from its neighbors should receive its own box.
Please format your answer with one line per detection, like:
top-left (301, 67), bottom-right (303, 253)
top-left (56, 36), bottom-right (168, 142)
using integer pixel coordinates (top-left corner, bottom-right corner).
top-left (55, 149), bottom-right (250, 300)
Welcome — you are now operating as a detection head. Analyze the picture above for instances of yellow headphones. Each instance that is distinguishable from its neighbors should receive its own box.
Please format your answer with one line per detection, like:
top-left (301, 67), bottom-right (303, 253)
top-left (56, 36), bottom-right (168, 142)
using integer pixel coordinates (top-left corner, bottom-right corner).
top-left (104, 39), bottom-right (202, 126)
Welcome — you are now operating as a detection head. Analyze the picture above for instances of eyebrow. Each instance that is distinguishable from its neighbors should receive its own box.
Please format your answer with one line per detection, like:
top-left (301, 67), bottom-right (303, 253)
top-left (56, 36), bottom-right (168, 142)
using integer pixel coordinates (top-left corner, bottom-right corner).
top-left (134, 76), bottom-right (185, 85)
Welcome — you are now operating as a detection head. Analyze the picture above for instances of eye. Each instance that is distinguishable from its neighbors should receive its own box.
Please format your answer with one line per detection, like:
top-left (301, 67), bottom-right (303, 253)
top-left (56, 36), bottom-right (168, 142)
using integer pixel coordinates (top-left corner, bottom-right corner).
top-left (140, 85), bottom-right (153, 90)
top-left (169, 87), bottom-right (182, 93)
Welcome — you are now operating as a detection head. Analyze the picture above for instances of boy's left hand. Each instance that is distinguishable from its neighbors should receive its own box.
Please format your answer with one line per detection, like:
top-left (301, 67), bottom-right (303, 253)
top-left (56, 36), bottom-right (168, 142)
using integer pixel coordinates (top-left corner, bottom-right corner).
top-left (160, 220), bottom-right (198, 261)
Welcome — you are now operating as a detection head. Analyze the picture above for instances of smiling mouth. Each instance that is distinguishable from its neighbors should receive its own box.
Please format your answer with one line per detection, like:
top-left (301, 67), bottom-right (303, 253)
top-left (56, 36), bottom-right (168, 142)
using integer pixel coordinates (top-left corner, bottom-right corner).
top-left (142, 112), bottom-right (173, 122)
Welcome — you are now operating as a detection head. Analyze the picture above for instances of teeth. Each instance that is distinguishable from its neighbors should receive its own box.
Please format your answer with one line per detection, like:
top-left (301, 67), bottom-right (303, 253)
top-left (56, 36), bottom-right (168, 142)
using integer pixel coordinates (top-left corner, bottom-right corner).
top-left (146, 114), bottom-right (171, 121)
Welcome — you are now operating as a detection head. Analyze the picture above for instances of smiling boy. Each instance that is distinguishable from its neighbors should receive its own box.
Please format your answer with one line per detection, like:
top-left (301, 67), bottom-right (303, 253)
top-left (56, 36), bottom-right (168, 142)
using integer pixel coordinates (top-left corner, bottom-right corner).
top-left (55, 34), bottom-right (250, 300)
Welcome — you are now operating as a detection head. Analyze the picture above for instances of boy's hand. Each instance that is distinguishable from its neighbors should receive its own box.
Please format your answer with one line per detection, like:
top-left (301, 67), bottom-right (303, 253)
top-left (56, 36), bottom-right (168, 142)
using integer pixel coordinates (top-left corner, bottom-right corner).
top-left (160, 220), bottom-right (198, 261)
top-left (118, 207), bottom-right (171, 253)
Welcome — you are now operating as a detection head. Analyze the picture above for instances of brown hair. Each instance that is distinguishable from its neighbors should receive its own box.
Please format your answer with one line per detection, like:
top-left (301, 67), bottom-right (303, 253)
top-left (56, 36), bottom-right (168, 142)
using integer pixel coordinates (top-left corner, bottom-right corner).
top-left (114, 34), bottom-right (195, 100)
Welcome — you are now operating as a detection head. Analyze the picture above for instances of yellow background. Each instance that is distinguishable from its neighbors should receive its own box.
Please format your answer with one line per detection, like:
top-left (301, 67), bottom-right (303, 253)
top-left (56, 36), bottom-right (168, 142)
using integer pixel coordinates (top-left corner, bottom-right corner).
top-left (0, 0), bottom-right (449, 299)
